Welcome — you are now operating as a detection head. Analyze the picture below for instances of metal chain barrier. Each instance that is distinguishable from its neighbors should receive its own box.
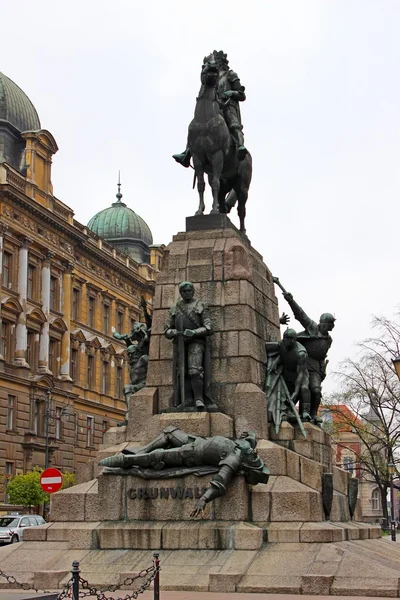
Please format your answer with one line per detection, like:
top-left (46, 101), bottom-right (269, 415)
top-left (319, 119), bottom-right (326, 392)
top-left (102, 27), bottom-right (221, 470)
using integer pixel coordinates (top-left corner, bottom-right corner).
top-left (57, 577), bottom-right (74, 600)
top-left (0, 553), bottom-right (160, 600)
top-left (78, 565), bottom-right (158, 600)
top-left (0, 567), bottom-right (51, 594)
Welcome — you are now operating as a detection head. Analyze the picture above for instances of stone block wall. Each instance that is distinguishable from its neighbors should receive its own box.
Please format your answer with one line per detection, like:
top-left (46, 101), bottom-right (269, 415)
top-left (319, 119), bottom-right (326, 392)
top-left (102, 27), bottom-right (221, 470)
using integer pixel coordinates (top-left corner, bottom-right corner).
top-left (146, 219), bottom-right (280, 415)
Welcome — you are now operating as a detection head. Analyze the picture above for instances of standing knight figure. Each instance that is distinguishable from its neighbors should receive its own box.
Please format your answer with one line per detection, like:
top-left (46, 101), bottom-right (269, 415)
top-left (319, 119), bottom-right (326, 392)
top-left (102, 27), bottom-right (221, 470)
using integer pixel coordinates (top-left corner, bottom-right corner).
top-left (173, 50), bottom-right (248, 167)
top-left (164, 282), bottom-right (216, 411)
top-left (273, 277), bottom-right (335, 424)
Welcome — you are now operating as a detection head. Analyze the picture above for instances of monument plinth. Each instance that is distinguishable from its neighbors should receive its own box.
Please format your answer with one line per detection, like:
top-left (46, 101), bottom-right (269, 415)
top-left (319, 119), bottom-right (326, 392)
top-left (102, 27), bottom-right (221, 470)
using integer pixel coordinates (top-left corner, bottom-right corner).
top-left (147, 216), bottom-right (279, 428)
top-left (5, 218), bottom-right (391, 597)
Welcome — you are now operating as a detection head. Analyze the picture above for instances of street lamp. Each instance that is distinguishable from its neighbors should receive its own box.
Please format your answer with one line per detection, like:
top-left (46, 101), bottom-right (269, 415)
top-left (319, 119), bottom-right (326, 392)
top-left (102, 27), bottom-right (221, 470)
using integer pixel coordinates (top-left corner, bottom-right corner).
top-left (388, 461), bottom-right (396, 541)
top-left (42, 390), bottom-right (70, 469)
top-left (44, 390), bottom-right (51, 470)
top-left (40, 390), bottom-right (70, 519)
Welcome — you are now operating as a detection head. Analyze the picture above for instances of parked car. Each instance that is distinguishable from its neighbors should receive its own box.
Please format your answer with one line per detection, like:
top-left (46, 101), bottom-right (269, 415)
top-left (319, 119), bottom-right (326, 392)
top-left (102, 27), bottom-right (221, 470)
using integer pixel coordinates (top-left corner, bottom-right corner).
top-left (0, 514), bottom-right (46, 545)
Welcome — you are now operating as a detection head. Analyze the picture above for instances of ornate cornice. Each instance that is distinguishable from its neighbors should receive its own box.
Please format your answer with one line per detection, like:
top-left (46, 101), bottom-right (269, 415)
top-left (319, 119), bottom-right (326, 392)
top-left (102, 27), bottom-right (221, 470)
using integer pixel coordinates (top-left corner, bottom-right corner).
top-left (1, 187), bottom-right (157, 292)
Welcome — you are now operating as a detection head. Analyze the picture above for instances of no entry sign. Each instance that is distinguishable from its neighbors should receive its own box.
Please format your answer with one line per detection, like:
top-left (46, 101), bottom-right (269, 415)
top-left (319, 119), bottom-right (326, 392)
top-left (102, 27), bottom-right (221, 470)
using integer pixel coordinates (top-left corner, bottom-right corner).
top-left (40, 468), bottom-right (63, 493)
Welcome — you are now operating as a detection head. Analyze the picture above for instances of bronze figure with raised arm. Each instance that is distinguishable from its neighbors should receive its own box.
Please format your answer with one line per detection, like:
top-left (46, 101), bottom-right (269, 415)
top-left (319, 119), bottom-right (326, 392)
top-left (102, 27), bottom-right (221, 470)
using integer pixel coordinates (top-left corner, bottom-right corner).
top-left (273, 277), bottom-right (336, 424)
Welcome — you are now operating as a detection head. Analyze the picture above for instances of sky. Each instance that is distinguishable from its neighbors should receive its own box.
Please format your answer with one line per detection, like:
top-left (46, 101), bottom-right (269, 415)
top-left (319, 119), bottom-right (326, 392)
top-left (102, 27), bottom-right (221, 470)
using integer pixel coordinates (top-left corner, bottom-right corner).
top-left (1, 0), bottom-right (399, 392)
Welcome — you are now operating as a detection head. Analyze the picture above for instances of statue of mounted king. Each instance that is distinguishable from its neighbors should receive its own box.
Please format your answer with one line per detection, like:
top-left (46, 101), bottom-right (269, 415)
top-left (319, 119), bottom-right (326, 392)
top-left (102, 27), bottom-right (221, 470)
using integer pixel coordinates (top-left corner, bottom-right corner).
top-left (173, 50), bottom-right (248, 168)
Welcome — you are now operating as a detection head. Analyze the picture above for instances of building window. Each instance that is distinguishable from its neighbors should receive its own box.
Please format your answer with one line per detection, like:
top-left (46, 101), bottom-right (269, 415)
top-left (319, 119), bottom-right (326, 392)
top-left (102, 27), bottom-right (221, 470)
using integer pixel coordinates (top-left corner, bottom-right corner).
top-left (88, 295), bottom-right (96, 328)
top-left (7, 395), bottom-right (15, 430)
top-left (27, 329), bottom-right (38, 371)
top-left (70, 347), bottom-right (79, 381)
top-left (372, 489), bottom-right (380, 511)
top-left (27, 264), bottom-right (37, 300)
top-left (4, 462), bottom-right (14, 501)
top-left (1, 321), bottom-right (13, 363)
top-left (49, 338), bottom-right (60, 376)
top-left (50, 276), bottom-right (58, 311)
top-left (2, 251), bottom-right (12, 289)
top-left (102, 420), bottom-right (109, 444)
top-left (103, 304), bottom-right (110, 334)
top-left (116, 309), bottom-right (124, 333)
top-left (72, 288), bottom-right (80, 321)
top-left (343, 456), bottom-right (355, 475)
top-left (1, 322), bottom-right (7, 359)
top-left (86, 416), bottom-right (94, 447)
top-left (55, 406), bottom-right (62, 440)
top-left (115, 365), bottom-right (123, 399)
top-left (87, 354), bottom-right (95, 388)
top-left (33, 399), bottom-right (45, 435)
top-left (130, 318), bottom-right (136, 331)
top-left (101, 360), bottom-right (110, 394)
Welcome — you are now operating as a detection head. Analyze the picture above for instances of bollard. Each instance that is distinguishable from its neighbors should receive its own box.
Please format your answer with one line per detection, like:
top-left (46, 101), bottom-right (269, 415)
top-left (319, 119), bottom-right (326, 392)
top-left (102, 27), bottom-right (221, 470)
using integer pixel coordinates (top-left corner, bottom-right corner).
top-left (71, 560), bottom-right (80, 600)
top-left (391, 520), bottom-right (397, 542)
top-left (153, 552), bottom-right (160, 600)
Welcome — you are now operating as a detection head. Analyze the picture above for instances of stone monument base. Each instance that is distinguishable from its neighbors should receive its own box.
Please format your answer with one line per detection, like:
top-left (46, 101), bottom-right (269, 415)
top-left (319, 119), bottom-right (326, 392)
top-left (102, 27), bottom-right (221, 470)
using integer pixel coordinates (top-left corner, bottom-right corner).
top-left (2, 219), bottom-right (393, 597)
top-left (4, 532), bottom-right (400, 596)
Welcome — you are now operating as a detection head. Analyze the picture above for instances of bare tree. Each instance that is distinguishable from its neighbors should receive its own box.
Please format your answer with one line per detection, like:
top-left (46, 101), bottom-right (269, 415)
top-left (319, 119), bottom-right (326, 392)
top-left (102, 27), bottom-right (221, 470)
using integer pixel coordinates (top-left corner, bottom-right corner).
top-left (324, 312), bottom-right (400, 524)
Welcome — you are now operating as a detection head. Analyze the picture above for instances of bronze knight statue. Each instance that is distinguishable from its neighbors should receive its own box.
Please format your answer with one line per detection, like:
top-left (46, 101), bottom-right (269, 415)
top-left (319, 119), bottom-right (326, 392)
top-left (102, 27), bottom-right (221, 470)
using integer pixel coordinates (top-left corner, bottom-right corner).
top-left (266, 328), bottom-right (310, 436)
top-left (172, 51), bottom-right (252, 232)
top-left (99, 426), bottom-right (270, 518)
top-left (173, 50), bottom-right (248, 167)
top-left (113, 296), bottom-right (152, 422)
top-left (273, 277), bottom-right (335, 424)
top-left (165, 282), bottom-right (217, 412)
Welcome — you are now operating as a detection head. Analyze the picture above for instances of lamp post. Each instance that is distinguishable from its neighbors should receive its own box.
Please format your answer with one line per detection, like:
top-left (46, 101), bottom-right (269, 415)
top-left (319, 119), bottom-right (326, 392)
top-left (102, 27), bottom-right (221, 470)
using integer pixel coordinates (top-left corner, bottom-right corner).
top-left (44, 389), bottom-right (51, 470)
top-left (390, 357), bottom-right (400, 541)
top-left (388, 461), bottom-right (396, 541)
top-left (41, 389), bottom-right (69, 518)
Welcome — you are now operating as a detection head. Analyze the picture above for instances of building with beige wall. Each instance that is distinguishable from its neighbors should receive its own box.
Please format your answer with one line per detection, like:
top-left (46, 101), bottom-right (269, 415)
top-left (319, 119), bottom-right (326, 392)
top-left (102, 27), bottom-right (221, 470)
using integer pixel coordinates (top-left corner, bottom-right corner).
top-left (321, 405), bottom-right (384, 523)
top-left (0, 71), bottom-right (163, 494)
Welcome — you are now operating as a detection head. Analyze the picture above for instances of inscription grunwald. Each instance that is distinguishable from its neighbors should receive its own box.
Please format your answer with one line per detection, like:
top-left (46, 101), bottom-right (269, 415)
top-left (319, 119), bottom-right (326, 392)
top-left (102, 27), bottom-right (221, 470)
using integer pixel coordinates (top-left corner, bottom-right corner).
top-left (128, 487), bottom-right (208, 500)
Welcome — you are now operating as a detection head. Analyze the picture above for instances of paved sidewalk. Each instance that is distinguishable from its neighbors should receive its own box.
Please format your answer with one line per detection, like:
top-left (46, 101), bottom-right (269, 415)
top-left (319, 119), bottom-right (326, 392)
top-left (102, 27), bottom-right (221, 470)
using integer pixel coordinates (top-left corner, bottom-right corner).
top-left (0, 592), bottom-right (392, 600)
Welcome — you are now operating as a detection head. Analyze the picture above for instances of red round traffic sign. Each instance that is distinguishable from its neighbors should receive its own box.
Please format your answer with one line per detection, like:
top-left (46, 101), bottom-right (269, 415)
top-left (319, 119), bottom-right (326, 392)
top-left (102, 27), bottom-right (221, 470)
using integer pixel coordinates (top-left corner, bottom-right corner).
top-left (40, 468), bottom-right (63, 493)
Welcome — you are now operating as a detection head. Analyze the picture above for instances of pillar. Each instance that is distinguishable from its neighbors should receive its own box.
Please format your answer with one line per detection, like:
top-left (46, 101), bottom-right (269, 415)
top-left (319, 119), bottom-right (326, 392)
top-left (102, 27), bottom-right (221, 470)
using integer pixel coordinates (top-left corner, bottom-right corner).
top-left (0, 224), bottom-right (8, 363)
top-left (39, 251), bottom-right (54, 374)
top-left (60, 262), bottom-right (73, 380)
top-left (13, 237), bottom-right (31, 368)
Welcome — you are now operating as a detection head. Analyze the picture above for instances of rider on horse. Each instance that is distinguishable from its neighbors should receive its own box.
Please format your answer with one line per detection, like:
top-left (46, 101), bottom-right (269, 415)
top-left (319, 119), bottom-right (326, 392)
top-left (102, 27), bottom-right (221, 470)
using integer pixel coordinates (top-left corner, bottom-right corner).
top-left (173, 50), bottom-right (248, 167)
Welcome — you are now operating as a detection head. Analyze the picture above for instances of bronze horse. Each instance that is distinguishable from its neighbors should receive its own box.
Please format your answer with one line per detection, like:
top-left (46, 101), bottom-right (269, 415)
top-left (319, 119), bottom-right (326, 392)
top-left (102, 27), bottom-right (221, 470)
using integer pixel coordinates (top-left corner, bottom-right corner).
top-left (187, 60), bottom-right (252, 233)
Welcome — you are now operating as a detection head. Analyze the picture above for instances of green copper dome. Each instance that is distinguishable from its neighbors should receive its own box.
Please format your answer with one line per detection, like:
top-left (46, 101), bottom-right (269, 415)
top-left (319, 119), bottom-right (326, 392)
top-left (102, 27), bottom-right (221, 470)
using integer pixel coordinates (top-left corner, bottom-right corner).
top-left (0, 72), bottom-right (41, 132)
top-left (87, 182), bottom-right (153, 264)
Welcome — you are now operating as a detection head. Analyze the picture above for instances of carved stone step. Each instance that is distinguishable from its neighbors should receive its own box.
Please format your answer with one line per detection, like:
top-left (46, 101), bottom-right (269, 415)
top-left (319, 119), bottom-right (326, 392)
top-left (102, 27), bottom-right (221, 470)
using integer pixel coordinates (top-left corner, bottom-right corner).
top-left (24, 520), bottom-right (381, 549)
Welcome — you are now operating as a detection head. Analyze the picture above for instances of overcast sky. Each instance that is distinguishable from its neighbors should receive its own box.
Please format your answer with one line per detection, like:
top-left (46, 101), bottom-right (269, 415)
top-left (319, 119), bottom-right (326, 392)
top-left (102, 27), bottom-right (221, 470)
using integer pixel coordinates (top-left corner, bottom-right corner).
top-left (2, 1), bottom-right (399, 391)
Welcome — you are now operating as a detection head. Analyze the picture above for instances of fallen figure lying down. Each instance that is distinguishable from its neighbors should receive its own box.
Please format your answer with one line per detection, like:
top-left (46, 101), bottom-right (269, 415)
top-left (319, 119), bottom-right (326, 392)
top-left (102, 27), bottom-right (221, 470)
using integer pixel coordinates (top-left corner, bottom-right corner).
top-left (99, 426), bottom-right (269, 518)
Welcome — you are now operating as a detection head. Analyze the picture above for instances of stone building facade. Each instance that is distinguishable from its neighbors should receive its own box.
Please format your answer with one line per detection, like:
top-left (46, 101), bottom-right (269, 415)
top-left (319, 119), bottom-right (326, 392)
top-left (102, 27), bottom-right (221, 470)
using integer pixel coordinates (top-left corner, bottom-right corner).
top-left (0, 71), bottom-right (163, 496)
top-left (321, 405), bottom-right (384, 523)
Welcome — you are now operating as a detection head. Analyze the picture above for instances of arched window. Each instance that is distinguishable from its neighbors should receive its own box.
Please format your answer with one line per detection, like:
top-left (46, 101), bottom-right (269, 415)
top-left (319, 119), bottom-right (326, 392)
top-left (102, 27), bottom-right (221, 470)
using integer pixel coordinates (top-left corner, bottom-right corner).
top-left (372, 489), bottom-right (380, 511)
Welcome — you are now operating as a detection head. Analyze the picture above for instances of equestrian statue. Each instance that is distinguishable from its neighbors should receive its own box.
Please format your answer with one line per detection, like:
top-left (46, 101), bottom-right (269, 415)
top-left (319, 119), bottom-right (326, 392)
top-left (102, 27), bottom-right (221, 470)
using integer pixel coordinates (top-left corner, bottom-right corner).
top-left (173, 50), bottom-right (252, 233)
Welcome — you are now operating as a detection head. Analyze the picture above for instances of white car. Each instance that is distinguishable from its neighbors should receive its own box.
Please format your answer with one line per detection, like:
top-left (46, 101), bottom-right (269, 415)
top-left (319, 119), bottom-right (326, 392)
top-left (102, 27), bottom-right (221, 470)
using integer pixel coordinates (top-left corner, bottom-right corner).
top-left (0, 514), bottom-right (46, 544)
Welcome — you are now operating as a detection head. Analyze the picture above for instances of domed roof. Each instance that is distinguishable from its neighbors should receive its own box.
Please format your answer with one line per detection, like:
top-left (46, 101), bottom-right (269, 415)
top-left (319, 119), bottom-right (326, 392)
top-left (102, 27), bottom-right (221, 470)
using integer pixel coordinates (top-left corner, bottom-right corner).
top-left (87, 182), bottom-right (153, 248)
top-left (0, 72), bottom-right (41, 132)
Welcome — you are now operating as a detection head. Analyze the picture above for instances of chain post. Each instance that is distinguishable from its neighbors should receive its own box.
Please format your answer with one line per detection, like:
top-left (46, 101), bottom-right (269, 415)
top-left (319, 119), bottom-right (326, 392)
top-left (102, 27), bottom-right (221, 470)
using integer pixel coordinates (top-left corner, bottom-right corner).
top-left (153, 552), bottom-right (160, 600)
top-left (71, 560), bottom-right (80, 600)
